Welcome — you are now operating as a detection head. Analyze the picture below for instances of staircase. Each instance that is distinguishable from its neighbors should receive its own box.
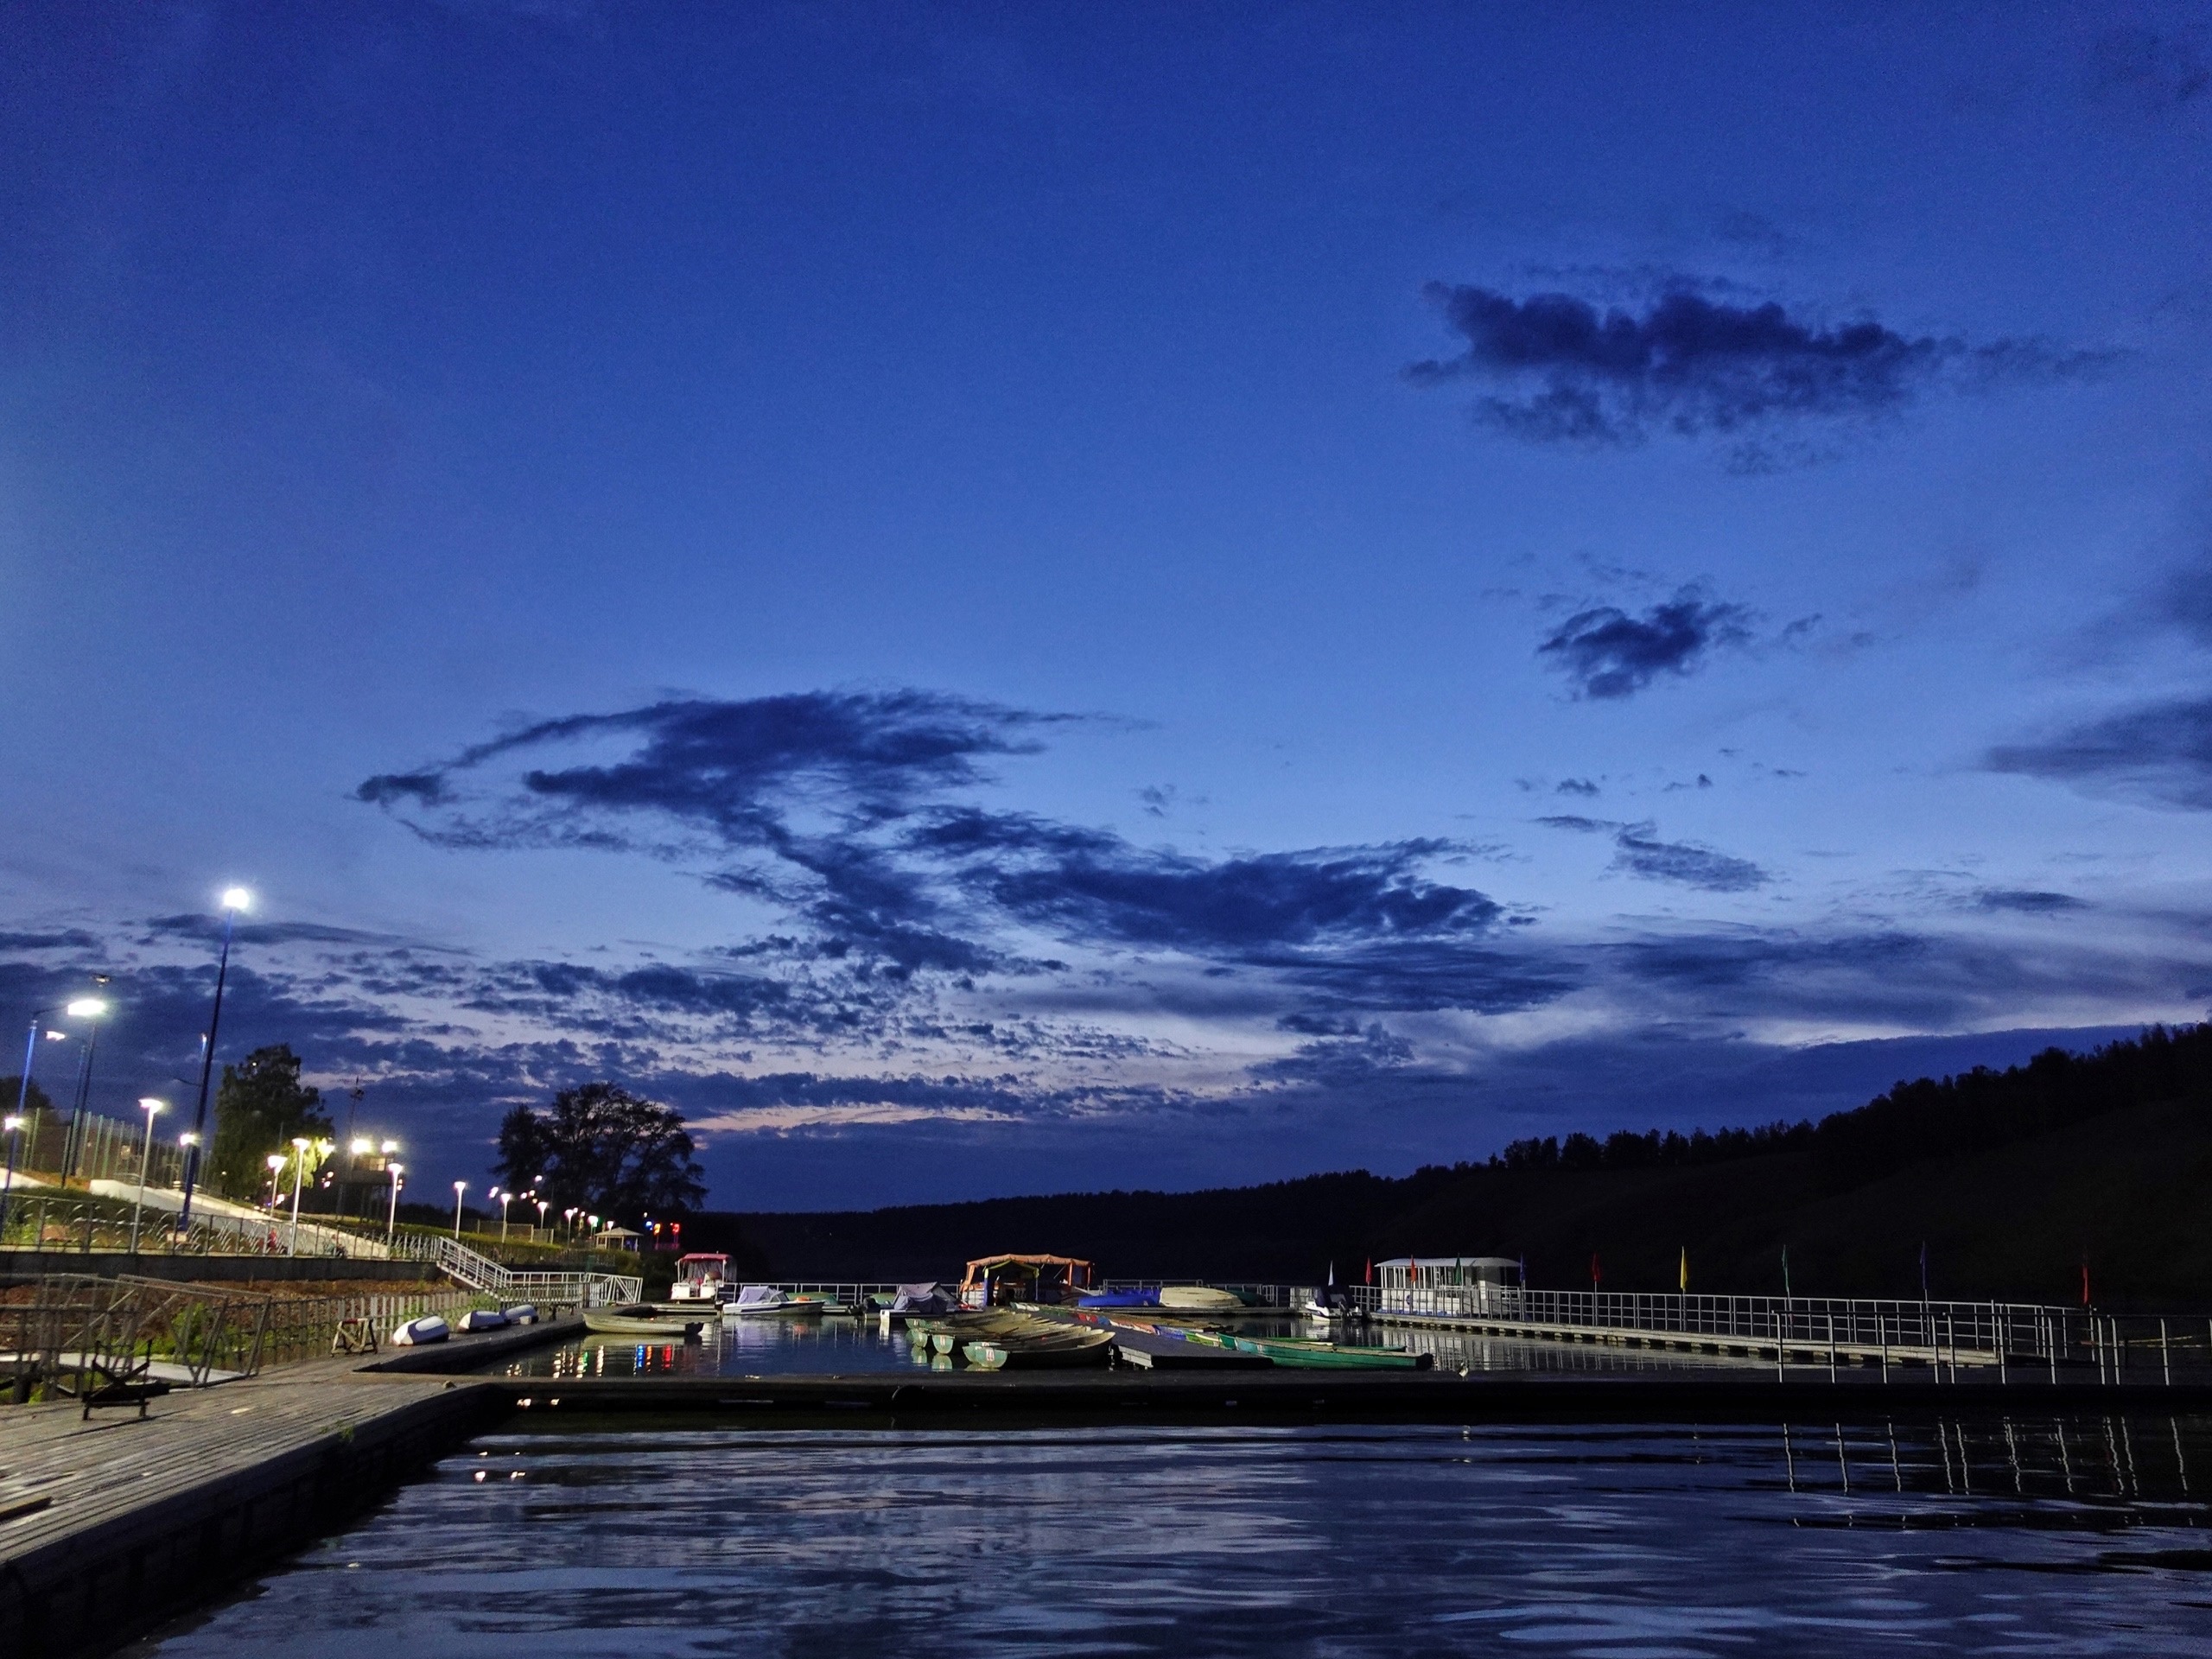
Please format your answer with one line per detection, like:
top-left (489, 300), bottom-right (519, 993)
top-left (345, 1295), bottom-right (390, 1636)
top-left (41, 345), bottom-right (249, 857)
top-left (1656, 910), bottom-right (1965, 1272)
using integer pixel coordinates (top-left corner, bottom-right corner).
top-left (425, 1233), bottom-right (642, 1307)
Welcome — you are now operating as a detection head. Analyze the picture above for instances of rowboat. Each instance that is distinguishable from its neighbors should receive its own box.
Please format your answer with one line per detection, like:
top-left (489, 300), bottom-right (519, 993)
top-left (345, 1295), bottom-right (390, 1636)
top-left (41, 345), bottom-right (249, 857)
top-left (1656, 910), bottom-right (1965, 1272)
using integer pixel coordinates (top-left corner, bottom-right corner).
top-left (583, 1305), bottom-right (704, 1339)
top-left (907, 1309), bottom-right (1039, 1355)
top-left (961, 1327), bottom-right (1116, 1370)
top-left (1194, 1331), bottom-right (1430, 1370)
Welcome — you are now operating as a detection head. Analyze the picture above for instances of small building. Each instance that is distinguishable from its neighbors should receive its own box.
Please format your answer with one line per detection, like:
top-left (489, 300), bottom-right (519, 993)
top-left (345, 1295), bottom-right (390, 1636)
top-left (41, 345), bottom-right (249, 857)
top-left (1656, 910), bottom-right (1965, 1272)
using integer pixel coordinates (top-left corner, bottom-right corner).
top-left (1378, 1256), bottom-right (1522, 1318)
top-left (589, 1225), bottom-right (643, 1253)
top-left (957, 1254), bottom-right (1096, 1308)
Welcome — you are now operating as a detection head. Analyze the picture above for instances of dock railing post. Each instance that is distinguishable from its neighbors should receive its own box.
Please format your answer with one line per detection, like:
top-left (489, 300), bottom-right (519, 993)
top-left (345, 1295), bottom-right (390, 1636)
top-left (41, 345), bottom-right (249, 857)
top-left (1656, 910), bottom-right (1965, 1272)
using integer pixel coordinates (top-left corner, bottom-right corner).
top-left (2162, 1319), bottom-right (2171, 1388)
top-left (1994, 1302), bottom-right (2005, 1387)
top-left (1879, 1313), bottom-right (1889, 1382)
top-left (1827, 1311), bottom-right (1836, 1382)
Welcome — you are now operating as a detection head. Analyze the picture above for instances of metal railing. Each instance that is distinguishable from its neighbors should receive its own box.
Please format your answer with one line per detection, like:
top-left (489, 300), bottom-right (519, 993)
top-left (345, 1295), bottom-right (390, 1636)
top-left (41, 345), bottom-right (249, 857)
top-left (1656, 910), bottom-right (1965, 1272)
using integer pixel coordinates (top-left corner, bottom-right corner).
top-left (414, 1232), bottom-right (641, 1307)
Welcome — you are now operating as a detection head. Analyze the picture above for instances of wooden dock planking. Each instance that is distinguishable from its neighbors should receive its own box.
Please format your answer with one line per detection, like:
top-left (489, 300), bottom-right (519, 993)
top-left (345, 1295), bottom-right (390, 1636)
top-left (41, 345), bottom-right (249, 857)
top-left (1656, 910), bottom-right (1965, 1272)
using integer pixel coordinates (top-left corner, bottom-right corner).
top-left (0, 1319), bottom-right (581, 1658)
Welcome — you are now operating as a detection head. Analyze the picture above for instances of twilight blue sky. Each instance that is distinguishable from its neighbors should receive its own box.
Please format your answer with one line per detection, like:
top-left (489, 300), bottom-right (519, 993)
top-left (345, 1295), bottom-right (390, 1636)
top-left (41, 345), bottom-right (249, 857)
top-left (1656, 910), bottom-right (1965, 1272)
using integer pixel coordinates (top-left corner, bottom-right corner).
top-left (3, 3), bottom-right (2210, 1209)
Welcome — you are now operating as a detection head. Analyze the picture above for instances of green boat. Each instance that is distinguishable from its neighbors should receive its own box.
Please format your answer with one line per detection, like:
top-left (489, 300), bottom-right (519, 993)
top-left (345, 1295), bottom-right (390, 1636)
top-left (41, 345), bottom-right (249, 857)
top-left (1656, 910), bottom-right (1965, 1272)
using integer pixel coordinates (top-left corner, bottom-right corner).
top-left (1185, 1329), bottom-right (1432, 1370)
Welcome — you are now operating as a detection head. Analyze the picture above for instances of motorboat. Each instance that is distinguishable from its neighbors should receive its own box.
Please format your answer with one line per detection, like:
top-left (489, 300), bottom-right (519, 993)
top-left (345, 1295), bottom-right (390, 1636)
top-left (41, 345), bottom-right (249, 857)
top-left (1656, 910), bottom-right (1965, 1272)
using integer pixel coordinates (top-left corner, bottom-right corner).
top-left (583, 1304), bottom-right (704, 1339)
top-left (728, 1284), bottom-right (830, 1318)
top-left (668, 1252), bottom-right (734, 1306)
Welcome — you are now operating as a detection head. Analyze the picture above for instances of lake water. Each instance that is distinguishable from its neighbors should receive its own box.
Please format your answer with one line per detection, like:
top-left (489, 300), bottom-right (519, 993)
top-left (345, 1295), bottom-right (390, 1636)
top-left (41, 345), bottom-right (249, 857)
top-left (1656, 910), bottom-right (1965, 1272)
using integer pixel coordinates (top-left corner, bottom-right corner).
top-left (488, 1313), bottom-right (1754, 1378)
top-left (134, 1414), bottom-right (2212, 1656)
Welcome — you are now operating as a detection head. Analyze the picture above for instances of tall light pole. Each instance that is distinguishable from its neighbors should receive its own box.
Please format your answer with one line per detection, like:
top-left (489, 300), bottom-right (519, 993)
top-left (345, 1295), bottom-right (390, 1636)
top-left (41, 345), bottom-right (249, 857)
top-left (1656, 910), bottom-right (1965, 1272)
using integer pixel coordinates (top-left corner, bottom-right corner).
top-left (494, 1186), bottom-right (515, 1241)
top-left (177, 887), bottom-right (251, 1234)
top-left (349, 1138), bottom-right (373, 1220)
top-left (0, 1114), bottom-right (22, 1243)
top-left (57, 993), bottom-right (110, 1184)
top-left (287, 1136), bottom-right (311, 1255)
top-left (452, 1180), bottom-right (467, 1240)
top-left (174, 1132), bottom-right (198, 1240)
top-left (386, 1160), bottom-right (404, 1243)
top-left (11, 1010), bottom-right (60, 1187)
top-left (130, 1098), bottom-right (164, 1254)
top-left (265, 1153), bottom-right (285, 1211)
top-left (534, 1196), bottom-right (549, 1239)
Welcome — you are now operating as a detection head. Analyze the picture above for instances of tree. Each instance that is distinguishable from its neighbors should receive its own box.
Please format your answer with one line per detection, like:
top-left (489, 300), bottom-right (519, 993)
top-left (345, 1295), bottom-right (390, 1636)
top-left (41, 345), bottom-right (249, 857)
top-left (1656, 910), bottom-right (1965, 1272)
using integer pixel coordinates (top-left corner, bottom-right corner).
top-left (209, 1045), bottom-right (333, 1200)
top-left (493, 1082), bottom-right (706, 1224)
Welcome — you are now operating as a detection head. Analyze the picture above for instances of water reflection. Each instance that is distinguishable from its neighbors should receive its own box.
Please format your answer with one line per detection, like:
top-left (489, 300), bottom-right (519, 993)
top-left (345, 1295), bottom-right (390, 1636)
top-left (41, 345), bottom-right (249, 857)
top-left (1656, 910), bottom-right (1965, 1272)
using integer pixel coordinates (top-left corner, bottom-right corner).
top-left (494, 1314), bottom-right (1770, 1381)
top-left (137, 1415), bottom-right (2212, 1657)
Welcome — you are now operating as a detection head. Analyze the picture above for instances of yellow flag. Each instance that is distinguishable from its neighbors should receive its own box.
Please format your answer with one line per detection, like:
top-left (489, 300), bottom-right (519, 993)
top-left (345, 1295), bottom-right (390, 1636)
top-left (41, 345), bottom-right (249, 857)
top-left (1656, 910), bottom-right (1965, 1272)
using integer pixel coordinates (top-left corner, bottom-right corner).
top-left (1678, 1247), bottom-right (1688, 1292)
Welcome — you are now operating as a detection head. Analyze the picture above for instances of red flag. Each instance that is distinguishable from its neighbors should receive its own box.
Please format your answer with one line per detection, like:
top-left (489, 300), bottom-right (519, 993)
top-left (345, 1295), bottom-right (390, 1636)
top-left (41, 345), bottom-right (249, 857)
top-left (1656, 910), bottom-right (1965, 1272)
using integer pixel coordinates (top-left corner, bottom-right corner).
top-left (2081, 1262), bottom-right (2090, 1306)
top-left (1591, 1252), bottom-right (1601, 1290)
top-left (1364, 1259), bottom-right (1372, 1286)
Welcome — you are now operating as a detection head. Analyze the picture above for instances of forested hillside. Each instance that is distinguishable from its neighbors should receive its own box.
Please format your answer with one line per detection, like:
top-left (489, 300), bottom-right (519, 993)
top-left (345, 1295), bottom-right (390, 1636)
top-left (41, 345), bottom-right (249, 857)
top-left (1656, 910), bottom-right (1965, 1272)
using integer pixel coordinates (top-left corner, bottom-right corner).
top-left (697, 1025), bottom-right (2212, 1308)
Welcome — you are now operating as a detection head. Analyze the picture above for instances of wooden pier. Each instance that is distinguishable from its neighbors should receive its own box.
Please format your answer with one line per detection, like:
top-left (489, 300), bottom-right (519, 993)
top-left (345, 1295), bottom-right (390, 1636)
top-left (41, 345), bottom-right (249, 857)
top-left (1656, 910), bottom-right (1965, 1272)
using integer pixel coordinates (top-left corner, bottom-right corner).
top-left (0, 1319), bottom-right (573, 1658)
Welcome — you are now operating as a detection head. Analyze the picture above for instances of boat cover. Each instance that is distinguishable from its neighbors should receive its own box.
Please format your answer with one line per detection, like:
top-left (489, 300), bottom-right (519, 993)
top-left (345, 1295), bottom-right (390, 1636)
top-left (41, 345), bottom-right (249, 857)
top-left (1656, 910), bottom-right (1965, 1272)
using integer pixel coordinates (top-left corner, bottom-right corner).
top-left (1077, 1289), bottom-right (1161, 1307)
top-left (504, 1304), bottom-right (539, 1324)
top-left (455, 1308), bottom-right (510, 1332)
top-left (890, 1283), bottom-right (954, 1313)
top-left (733, 1284), bottom-right (787, 1307)
top-left (391, 1314), bottom-right (450, 1345)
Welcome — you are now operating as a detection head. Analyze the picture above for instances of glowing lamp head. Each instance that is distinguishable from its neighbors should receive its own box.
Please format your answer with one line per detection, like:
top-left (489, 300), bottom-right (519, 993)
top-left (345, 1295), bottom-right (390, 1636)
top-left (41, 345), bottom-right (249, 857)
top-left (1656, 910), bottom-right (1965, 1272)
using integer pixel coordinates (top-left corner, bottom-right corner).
top-left (220, 887), bottom-right (251, 912)
top-left (3, 1115), bottom-right (22, 1133)
top-left (290, 1137), bottom-right (309, 1151)
top-left (66, 997), bottom-right (106, 1020)
top-left (138, 1097), bottom-right (165, 1116)
top-left (350, 1138), bottom-right (372, 1155)
top-left (389, 1161), bottom-right (404, 1177)
top-left (267, 1154), bottom-right (286, 1172)
top-left (178, 1131), bottom-right (199, 1147)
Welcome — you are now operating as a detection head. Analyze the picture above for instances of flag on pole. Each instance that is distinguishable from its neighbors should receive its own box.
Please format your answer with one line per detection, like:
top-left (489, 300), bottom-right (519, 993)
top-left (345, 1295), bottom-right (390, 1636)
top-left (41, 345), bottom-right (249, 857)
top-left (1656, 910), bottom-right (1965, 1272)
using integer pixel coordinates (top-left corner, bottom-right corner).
top-left (1364, 1259), bottom-right (1372, 1286)
top-left (1919, 1241), bottom-right (1929, 1301)
top-left (2081, 1262), bottom-right (2090, 1306)
top-left (1591, 1252), bottom-right (1601, 1290)
top-left (1781, 1244), bottom-right (1791, 1298)
top-left (1678, 1247), bottom-right (1688, 1292)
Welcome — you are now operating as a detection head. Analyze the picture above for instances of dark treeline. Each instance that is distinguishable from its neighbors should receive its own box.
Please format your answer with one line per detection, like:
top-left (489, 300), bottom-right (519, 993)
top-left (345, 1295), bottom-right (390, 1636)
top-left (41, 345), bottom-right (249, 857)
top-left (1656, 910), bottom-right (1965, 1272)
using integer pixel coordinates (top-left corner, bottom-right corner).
top-left (716, 1025), bottom-right (2212, 1308)
top-left (1491, 1022), bottom-right (2212, 1185)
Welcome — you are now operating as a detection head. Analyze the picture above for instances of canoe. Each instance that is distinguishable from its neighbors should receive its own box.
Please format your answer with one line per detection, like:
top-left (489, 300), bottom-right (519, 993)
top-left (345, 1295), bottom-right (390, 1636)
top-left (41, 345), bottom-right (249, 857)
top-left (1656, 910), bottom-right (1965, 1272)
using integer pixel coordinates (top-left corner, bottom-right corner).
top-left (584, 1306), bottom-right (704, 1339)
top-left (1158, 1285), bottom-right (1245, 1313)
top-left (962, 1329), bottom-right (1116, 1370)
top-left (909, 1310), bottom-right (1040, 1354)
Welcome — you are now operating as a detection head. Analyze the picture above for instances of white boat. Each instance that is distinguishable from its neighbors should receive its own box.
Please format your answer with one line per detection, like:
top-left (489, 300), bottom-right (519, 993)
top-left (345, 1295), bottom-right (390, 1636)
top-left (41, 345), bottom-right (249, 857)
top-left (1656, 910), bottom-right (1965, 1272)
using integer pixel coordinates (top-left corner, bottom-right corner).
top-left (668, 1252), bottom-right (734, 1305)
top-left (391, 1314), bottom-right (449, 1345)
top-left (728, 1284), bottom-right (830, 1318)
top-left (454, 1308), bottom-right (510, 1332)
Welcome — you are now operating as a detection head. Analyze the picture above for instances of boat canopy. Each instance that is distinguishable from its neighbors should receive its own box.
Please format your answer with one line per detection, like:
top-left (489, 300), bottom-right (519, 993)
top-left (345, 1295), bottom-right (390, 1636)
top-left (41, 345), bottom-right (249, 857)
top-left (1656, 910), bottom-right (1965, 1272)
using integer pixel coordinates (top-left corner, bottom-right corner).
top-left (957, 1253), bottom-right (1096, 1306)
top-left (676, 1253), bottom-right (730, 1271)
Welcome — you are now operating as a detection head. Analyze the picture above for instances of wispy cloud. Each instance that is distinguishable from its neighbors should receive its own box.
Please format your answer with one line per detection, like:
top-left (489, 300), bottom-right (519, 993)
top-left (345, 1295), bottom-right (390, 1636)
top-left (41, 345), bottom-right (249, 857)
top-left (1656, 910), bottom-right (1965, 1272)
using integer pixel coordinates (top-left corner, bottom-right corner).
top-left (1539, 816), bottom-right (1767, 893)
top-left (1539, 588), bottom-right (1753, 699)
top-left (1985, 695), bottom-right (2212, 810)
top-left (1405, 283), bottom-right (2113, 464)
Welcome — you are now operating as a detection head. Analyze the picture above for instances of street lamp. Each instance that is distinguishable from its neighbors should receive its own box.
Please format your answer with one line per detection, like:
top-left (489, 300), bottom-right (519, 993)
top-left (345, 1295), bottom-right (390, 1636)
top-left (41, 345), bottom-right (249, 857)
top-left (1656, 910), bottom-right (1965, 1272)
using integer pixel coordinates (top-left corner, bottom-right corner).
top-left (452, 1180), bottom-right (467, 1240)
top-left (493, 1186), bottom-right (516, 1241)
top-left (130, 1098), bottom-right (164, 1254)
top-left (57, 993), bottom-right (109, 1185)
top-left (534, 1196), bottom-right (549, 1238)
top-left (178, 887), bottom-right (251, 1232)
top-left (288, 1137), bottom-right (314, 1255)
top-left (386, 1160), bottom-right (404, 1242)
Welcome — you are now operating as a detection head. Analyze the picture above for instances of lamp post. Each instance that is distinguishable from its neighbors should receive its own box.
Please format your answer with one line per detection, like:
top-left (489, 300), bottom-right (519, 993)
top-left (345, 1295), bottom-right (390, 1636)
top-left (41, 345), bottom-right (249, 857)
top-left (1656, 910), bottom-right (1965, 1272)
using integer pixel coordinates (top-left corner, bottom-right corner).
top-left (264, 1152), bottom-right (285, 1211)
top-left (0, 1114), bottom-right (22, 1244)
top-left (178, 887), bottom-right (251, 1234)
top-left (349, 1138), bottom-right (372, 1220)
top-left (287, 1135), bottom-right (321, 1256)
top-left (175, 1132), bottom-right (198, 1239)
top-left (130, 1098), bottom-right (164, 1254)
top-left (452, 1180), bottom-right (467, 1240)
top-left (11, 1008), bottom-right (62, 1193)
top-left (57, 994), bottom-right (110, 1185)
top-left (494, 1186), bottom-right (516, 1241)
top-left (386, 1161), bottom-right (404, 1243)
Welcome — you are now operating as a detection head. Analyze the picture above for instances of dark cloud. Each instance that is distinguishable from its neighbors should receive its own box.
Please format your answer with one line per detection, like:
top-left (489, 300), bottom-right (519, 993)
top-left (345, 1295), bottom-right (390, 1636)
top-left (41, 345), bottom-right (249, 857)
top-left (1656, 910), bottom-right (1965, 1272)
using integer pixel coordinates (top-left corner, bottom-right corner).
top-left (0, 928), bottom-right (99, 951)
top-left (1538, 816), bottom-right (1766, 893)
top-left (1554, 778), bottom-right (1600, 797)
top-left (1539, 589), bottom-right (1752, 699)
top-left (1405, 283), bottom-right (2111, 461)
top-left (962, 825), bottom-right (1501, 953)
top-left (1985, 696), bottom-right (2212, 810)
top-left (1975, 888), bottom-right (2088, 915)
top-left (1611, 829), bottom-right (1767, 893)
top-left (145, 914), bottom-right (408, 947)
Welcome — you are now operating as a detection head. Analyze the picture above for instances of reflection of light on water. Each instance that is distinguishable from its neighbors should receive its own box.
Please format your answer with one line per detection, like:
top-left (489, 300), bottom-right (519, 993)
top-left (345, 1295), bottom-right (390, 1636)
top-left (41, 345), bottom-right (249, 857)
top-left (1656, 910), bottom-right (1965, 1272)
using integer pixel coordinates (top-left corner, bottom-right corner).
top-left (138, 1417), bottom-right (2212, 1657)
